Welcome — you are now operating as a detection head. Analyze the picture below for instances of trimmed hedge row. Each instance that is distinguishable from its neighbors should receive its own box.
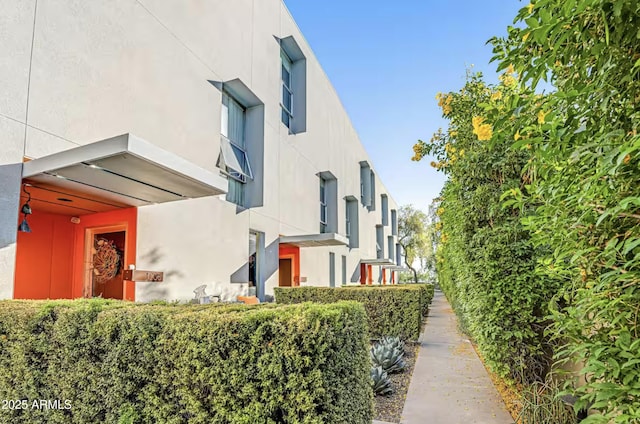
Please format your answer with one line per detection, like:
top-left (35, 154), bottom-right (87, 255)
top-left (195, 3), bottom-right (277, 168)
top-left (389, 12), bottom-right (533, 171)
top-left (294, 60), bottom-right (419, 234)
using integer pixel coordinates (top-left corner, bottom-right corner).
top-left (356, 284), bottom-right (434, 316)
top-left (274, 286), bottom-right (424, 341)
top-left (0, 299), bottom-right (372, 424)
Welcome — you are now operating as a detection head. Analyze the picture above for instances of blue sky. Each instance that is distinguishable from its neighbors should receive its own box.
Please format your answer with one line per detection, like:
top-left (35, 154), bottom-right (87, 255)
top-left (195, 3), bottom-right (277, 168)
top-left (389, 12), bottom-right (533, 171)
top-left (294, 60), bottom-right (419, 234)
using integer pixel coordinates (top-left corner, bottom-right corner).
top-left (283, 0), bottom-right (525, 211)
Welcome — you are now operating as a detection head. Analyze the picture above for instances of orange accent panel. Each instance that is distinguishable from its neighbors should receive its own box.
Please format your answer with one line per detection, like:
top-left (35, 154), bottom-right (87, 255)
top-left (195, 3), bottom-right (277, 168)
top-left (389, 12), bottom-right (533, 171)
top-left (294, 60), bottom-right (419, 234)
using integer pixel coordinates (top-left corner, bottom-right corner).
top-left (367, 265), bottom-right (373, 285)
top-left (279, 244), bottom-right (300, 287)
top-left (14, 211), bottom-right (75, 299)
top-left (382, 269), bottom-right (387, 285)
top-left (72, 208), bottom-right (137, 300)
top-left (360, 263), bottom-right (367, 285)
top-left (391, 271), bottom-right (396, 284)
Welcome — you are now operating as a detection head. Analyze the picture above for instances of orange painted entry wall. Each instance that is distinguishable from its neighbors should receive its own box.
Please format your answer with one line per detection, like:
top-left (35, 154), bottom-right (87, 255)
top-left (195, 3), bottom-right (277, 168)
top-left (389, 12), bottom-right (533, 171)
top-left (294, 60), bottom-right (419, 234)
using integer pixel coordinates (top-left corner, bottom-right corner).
top-left (278, 244), bottom-right (300, 287)
top-left (14, 207), bottom-right (137, 301)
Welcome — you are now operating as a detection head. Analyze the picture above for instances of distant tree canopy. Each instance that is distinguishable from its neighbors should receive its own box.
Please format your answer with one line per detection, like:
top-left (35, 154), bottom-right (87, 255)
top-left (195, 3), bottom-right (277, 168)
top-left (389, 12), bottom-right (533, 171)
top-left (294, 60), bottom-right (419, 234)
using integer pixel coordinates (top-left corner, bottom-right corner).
top-left (397, 205), bottom-right (433, 283)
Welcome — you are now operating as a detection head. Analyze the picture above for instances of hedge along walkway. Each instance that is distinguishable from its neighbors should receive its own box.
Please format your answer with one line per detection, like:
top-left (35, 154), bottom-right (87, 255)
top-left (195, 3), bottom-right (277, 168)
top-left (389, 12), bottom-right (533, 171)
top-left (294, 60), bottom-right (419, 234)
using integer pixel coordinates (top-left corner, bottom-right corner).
top-left (399, 289), bottom-right (514, 424)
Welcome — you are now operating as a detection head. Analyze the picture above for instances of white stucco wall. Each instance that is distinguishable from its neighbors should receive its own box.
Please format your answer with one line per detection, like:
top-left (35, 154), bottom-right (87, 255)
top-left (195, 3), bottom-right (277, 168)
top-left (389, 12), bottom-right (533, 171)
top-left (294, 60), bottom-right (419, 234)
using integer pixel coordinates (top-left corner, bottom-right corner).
top-left (0, 0), bottom-right (401, 301)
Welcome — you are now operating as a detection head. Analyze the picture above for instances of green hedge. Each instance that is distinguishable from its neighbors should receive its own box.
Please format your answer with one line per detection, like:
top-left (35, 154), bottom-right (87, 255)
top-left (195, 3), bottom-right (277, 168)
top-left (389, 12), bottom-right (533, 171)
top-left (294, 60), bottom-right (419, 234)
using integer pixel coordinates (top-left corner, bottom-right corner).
top-left (345, 284), bottom-right (434, 317)
top-left (275, 286), bottom-right (423, 341)
top-left (0, 299), bottom-right (372, 424)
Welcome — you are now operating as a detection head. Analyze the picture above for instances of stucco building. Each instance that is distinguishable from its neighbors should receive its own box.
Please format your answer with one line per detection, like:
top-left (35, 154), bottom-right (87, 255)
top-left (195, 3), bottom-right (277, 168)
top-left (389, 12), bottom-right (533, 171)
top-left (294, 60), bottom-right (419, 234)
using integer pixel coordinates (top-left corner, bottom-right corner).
top-left (0, 0), bottom-right (403, 302)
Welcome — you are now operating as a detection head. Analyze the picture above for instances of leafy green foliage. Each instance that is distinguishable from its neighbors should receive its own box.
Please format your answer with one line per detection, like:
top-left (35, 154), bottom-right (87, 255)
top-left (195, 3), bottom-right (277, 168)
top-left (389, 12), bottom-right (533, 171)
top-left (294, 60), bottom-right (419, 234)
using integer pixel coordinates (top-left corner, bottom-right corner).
top-left (275, 286), bottom-right (423, 341)
top-left (413, 72), bottom-right (556, 384)
top-left (0, 299), bottom-right (373, 423)
top-left (370, 366), bottom-right (393, 396)
top-left (490, 0), bottom-right (640, 421)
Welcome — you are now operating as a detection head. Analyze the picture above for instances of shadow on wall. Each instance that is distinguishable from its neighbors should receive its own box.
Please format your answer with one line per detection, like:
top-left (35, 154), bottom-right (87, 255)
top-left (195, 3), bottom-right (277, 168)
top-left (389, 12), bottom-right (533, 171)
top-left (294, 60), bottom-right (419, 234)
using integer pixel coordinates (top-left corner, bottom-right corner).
top-left (350, 263), bottom-right (361, 283)
top-left (136, 247), bottom-right (184, 301)
top-left (230, 238), bottom-right (279, 286)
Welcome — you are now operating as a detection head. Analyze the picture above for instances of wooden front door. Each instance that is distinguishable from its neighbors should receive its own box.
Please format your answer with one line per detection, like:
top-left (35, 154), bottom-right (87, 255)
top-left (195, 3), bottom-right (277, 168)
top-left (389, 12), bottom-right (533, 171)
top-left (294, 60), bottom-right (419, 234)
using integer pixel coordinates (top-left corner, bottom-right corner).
top-left (279, 258), bottom-right (293, 287)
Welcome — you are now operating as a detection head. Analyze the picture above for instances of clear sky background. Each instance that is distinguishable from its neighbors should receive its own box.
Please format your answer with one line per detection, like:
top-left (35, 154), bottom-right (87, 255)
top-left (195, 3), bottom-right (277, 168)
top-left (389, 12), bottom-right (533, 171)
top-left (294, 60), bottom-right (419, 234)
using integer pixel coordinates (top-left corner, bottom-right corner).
top-left (283, 0), bottom-right (525, 212)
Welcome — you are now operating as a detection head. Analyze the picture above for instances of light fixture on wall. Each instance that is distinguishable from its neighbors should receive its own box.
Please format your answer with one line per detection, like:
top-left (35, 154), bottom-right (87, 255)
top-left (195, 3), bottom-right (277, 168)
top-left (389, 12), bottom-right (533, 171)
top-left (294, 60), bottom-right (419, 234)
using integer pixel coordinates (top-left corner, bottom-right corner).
top-left (18, 184), bottom-right (32, 233)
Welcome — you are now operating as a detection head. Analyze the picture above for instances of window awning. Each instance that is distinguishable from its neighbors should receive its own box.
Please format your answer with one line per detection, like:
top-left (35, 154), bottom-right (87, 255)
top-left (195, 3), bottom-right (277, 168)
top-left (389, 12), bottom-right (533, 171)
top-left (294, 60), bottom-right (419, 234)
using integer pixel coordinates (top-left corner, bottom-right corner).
top-left (218, 135), bottom-right (252, 182)
top-left (360, 258), bottom-right (394, 266)
top-left (22, 134), bottom-right (228, 212)
top-left (279, 233), bottom-right (349, 247)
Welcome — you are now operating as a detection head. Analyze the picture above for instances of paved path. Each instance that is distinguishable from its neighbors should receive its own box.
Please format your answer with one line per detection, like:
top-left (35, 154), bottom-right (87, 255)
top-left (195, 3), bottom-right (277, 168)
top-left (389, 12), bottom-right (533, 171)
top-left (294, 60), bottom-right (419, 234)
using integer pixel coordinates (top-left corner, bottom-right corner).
top-left (399, 290), bottom-right (514, 424)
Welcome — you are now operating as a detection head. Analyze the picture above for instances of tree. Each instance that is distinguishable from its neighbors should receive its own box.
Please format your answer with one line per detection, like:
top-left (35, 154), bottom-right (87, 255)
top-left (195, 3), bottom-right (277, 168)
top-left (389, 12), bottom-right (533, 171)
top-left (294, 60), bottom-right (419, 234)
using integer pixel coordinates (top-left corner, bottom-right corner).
top-left (397, 205), bottom-right (431, 283)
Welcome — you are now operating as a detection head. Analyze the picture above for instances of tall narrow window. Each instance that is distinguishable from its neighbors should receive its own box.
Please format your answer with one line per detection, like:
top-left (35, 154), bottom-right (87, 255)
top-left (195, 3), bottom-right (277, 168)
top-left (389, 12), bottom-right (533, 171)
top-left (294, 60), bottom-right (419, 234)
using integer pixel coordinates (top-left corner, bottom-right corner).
top-left (219, 92), bottom-right (253, 206)
top-left (388, 236), bottom-right (394, 260)
top-left (376, 225), bottom-right (384, 259)
top-left (391, 209), bottom-right (398, 236)
top-left (329, 252), bottom-right (336, 288)
top-left (320, 177), bottom-right (328, 233)
top-left (281, 50), bottom-right (293, 129)
top-left (345, 196), bottom-right (359, 248)
top-left (342, 255), bottom-right (347, 284)
top-left (381, 194), bottom-right (389, 226)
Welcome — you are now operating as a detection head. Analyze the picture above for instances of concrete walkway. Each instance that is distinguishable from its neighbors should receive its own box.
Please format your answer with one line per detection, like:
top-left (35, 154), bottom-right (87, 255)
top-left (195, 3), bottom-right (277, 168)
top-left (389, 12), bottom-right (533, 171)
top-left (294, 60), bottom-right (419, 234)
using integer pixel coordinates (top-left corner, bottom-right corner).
top-left (399, 289), bottom-right (514, 424)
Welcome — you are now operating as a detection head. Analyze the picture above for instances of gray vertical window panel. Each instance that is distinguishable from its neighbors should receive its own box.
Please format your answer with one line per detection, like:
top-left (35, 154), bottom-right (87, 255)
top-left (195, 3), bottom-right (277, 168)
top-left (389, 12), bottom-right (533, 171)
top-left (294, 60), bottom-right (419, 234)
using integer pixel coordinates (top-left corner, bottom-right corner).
top-left (381, 195), bottom-right (389, 226)
top-left (346, 198), bottom-right (359, 248)
top-left (360, 164), bottom-right (371, 207)
top-left (329, 252), bottom-right (336, 288)
top-left (244, 106), bottom-right (265, 209)
top-left (396, 243), bottom-right (402, 266)
top-left (369, 171), bottom-right (376, 211)
top-left (341, 255), bottom-right (347, 285)
top-left (388, 236), bottom-right (394, 260)
top-left (391, 209), bottom-right (398, 236)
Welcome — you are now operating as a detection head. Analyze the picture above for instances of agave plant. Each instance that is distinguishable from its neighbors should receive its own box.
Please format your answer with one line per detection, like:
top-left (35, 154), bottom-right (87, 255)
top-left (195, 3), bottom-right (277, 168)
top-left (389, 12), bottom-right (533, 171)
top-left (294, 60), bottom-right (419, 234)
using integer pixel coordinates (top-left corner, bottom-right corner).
top-left (370, 366), bottom-right (393, 395)
top-left (370, 342), bottom-right (405, 373)
top-left (380, 336), bottom-right (405, 353)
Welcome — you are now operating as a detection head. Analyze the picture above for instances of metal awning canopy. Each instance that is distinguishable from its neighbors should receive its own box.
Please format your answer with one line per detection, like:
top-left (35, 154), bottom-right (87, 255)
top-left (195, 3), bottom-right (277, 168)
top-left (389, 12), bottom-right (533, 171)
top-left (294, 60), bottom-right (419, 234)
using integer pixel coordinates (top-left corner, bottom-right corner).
top-left (360, 258), bottom-right (394, 266)
top-left (22, 134), bottom-right (228, 213)
top-left (279, 233), bottom-right (349, 247)
top-left (383, 265), bottom-right (410, 272)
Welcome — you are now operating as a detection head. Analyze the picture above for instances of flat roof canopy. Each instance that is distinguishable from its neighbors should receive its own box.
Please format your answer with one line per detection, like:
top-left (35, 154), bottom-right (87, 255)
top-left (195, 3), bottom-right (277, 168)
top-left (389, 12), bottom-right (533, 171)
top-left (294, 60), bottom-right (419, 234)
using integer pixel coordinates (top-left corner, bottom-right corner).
top-left (22, 134), bottom-right (228, 214)
top-left (383, 265), bottom-right (410, 271)
top-left (279, 233), bottom-right (349, 247)
top-left (360, 258), bottom-right (395, 266)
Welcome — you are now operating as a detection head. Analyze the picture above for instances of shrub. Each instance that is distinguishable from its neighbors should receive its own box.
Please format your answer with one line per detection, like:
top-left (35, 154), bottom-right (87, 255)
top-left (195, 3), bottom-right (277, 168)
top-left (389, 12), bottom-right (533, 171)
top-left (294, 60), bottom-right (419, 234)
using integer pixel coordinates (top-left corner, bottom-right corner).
top-left (0, 299), bottom-right (372, 424)
top-left (370, 367), bottom-right (393, 396)
top-left (275, 286), bottom-right (422, 340)
top-left (370, 343), bottom-right (405, 374)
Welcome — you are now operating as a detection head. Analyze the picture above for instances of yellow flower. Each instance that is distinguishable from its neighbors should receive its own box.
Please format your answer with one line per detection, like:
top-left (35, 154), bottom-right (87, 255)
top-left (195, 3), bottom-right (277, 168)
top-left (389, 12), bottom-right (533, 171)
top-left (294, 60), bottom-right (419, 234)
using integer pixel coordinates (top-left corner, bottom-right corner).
top-left (459, 149), bottom-right (465, 157)
top-left (430, 161), bottom-right (437, 168)
top-left (514, 130), bottom-right (521, 141)
top-left (491, 91), bottom-right (503, 101)
top-left (436, 207), bottom-right (445, 216)
top-left (623, 154), bottom-right (631, 164)
top-left (506, 64), bottom-right (515, 75)
top-left (449, 130), bottom-right (458, 137)
top-left (527, 3), bottom-right (534, 14)
top-left (523, 32), bottom-right (530, 42)
top-left (472, 116), bottom-right (493, 141)
top-left (538, 110), bottom-right (547, 124)
top-left (442, 95), bottom-right (453, 115)
top-left (472, 116), bottom-right (485, 128)
top-left (475, 124), bottom-right (493, 141)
